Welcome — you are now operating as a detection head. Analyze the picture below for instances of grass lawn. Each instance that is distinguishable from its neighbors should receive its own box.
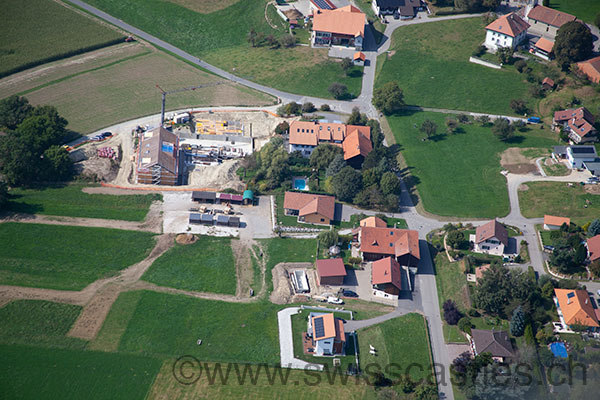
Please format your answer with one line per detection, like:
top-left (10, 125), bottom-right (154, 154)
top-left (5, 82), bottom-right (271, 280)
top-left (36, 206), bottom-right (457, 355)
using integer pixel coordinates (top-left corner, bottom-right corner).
top-left (80, 0), bottom-right (363, 99)
top-left (434, 254), bottom-right (469, 344)
top-left (541, 158), bottom-right (570, 176)
top-left (548, 0), bottom-right (600, 23)
top-left (89, 291), bottom-right (143, 352)
top-left (0, 0), bottom-right (122, 77)
top-left (518, 181), bottom-right (600, 224)
top-left (146, 359), bottom-right (377, 400)
top-left (0, 223), bottom-right (155, 290)
top-left (375, 17), bottom-right (533, 115)
top-left (0, 344), bottom-right (162, 400)
top-left (23, 49), bottom-right (273, 134)
top-left (260, 237), bottom-right (318, 292)
top-left (358, 313), bottom-right (435, 387)
top-left (348, 213), bottom-right (408, 229)
top-left (388, 111), bottom-right (558, 217)
top-left (118, 290), bottom-right (281, 364)
top-left (0, 300), bottom-right (86, 349)
top-left (142, 236), bottom-right (236, 295)
top-left (5, 184), bottom-right (160, 221)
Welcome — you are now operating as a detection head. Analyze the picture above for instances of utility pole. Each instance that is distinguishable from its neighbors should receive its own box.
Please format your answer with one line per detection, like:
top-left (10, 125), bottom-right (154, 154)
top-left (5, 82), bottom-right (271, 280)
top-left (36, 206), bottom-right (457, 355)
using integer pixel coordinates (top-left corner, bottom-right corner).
top-left (156, 82), bottom-right (223, 126)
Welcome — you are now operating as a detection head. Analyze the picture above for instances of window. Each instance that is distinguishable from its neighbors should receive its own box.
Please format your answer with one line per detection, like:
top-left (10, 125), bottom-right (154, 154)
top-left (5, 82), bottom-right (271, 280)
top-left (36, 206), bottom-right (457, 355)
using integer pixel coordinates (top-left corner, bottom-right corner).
top-left (320, 218), bottom-right (325, 222)
top-left (482, 245), bottom-right (490, 250)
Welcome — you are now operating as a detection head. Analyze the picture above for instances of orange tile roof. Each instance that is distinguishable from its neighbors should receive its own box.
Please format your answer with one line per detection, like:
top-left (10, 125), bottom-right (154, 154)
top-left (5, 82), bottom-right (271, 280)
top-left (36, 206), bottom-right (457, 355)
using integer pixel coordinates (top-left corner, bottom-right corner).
top-left (544, 215), bottom-right (570, 227)
top-left (316, 258), bottom-right (346, 277)
top-left (347, 124), bottom-right (371, 140)
top-left (534, 37), bottom-right (554, 53)
top-left (554, 289), bottom-right (599, 327)
top-left (289, 121), bottom-right (318, 146)
top-left (528, 5), bottom-right (576, 28)
top-left (312, 313), bottom-right (337, 340)
top-left (313, 5), bottom-right (365, 38)
top-left (372, 257), bottom-right (402, 289)
top-left (342, 129), bottom-right (372, 160)
top-left (588, 235), bottom-right (600, 262)
top-left (360, 216), bottom-right (387, 228)
top-left (485, 12), bottom-right (529, 37)
top-left (475, 220), bottom-right (508, 246)
top-left (359, 226), bottom-right (420, 260)
top-left (542, 77), bottom-right (555, 87)
top-left (577, 56), bottom-right (600, 84)
top-left (283, 191), bottom-right (335, 220)
top-left (353, 51), bottom-right (365, 61)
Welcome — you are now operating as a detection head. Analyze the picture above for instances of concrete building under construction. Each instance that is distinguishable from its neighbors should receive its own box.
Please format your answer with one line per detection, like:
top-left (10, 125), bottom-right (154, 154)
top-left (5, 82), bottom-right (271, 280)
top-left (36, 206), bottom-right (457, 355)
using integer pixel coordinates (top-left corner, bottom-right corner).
top-left (136, 127), bottom-right (179, 185)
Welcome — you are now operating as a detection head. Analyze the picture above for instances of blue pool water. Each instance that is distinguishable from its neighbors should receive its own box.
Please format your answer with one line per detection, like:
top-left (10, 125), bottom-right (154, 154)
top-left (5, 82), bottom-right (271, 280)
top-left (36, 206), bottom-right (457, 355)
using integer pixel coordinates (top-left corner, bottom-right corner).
top-left (549, 342), bottom-right (568, 358)
top-left (293, 178), bottom-right (307, 190)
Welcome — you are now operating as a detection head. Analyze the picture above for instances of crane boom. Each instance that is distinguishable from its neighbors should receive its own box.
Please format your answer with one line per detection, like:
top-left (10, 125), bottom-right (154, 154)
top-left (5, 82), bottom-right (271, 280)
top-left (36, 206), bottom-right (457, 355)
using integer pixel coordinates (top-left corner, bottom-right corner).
top-left (157, 82), bottom-right (223, 125)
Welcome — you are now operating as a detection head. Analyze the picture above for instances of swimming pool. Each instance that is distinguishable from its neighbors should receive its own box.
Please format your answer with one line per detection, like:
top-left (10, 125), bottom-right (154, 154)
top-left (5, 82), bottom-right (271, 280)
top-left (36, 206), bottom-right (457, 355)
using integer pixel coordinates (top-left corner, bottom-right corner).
top-left (293, 177), bottom-right (308, 191)
top-left (549, 342), bottom-right (568, 358)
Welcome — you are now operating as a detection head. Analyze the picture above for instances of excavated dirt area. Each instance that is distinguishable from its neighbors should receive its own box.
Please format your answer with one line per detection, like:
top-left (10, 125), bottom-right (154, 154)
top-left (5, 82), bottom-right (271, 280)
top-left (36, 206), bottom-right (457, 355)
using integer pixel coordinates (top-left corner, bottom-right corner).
top-left (500, 147), bottom-right (539, 175)
top-left (270, 262), bottom-right (313, 305)
top-left (175, 233), bottom-right (197, 245)
top-left (585, 184), bottom-right (600, 195)
top-left (188, 159), bottom-right (246, 191)
top-left (72, 135), bottom-right (121, 182)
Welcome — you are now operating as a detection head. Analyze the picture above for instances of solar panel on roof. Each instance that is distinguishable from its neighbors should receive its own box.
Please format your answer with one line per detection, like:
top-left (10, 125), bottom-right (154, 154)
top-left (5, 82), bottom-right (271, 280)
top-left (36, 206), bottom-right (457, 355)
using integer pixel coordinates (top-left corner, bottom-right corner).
top-left (567, 292), bottom-right (575, 298)
top-left (312, 0), bottom-right (334, 9)
top-left (314, 317), bottom-right (325, 338)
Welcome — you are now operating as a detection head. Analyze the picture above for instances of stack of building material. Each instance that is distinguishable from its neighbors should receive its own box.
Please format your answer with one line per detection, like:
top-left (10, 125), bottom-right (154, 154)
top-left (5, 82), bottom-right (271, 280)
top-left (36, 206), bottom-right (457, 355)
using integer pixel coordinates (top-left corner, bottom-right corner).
top-left (97, 147), bottom-right (116, 159)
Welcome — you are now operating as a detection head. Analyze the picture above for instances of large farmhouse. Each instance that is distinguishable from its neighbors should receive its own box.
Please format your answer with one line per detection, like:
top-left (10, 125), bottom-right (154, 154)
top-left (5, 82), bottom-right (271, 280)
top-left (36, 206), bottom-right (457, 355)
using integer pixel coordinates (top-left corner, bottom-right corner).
top-left (526, 4), bottom-right (576, 40)
top-left (312, 5), bottom-right (365, 50)
top-left (353, 223), bottom-right (420, 266)
top-left (484, 12), bottom-right (529, 51)
top-left (136, 126), bottom-right (179, 185)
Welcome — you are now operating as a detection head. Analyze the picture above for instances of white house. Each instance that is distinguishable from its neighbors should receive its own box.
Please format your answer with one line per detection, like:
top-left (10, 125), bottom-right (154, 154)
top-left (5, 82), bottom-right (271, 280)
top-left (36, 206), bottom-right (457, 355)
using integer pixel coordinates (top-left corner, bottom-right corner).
top-left (470, 220), bottom-right (508, 256)
top-left (543, 215), bottom-right (570, 230)
top-left (566, 145), bottom-right (598, 169)
top-left (307, 312), bottom-right (345, 356)
top-left (484, 12), bottom-right (530, 51)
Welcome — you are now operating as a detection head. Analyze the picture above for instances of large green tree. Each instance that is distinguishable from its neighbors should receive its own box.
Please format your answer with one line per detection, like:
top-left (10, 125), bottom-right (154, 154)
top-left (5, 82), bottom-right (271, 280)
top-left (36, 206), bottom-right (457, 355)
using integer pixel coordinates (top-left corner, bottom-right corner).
top-left (331, 166), bottom-right (362, 202)
top-left (310, 143), bottom-right (343, 171)
top-left (372, 82), bottom-right (404, 115)
top-left (0, 95), bottom-right (33, 131)
top-left (554, 21), bottom-right (594, 70)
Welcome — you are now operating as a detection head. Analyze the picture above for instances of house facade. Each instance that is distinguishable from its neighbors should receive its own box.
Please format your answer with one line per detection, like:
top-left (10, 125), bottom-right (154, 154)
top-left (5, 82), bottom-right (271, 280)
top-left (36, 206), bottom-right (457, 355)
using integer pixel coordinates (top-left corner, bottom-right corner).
top-left (307, 312), bottom-right (346, 356)
top-left (371, 0), bottom-right (423, 19)
top-left (371, 256), bottom-right (403, 299)
top-left (526, 4), bottom-right (576, 40)
top-left (352, 223), bottom-right (420, 267)
top-left (554, 289), bottom-right (599, 332)
top-left (283, 191), bottom-right (335, 225)
top-left (565, 145), bottom-right (598, 169)
top-left (471, 220), bottom-right (508, 256)
top-left (312, 5), bottom-right (365, 50)
top-left (136, 127), bottom-right (179, 185)
top-left (553, 107), bottom-right (597, 144)
top-left (484, 12), bottom-right (529, 50)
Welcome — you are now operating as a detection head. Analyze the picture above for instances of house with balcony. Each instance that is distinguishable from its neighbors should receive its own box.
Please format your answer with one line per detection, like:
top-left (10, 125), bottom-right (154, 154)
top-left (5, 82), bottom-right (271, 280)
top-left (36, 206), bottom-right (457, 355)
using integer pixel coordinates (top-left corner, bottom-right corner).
top-left (470, 220), bottom-right (508, 256)
top-left (312, 5), bottom-right (365, 50)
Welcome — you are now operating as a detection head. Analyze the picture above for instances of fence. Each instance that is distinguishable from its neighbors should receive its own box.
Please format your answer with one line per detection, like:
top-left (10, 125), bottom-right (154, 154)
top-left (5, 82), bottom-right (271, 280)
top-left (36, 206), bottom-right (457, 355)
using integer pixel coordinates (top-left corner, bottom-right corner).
top-left (469, 56), bottom-right (502, 70)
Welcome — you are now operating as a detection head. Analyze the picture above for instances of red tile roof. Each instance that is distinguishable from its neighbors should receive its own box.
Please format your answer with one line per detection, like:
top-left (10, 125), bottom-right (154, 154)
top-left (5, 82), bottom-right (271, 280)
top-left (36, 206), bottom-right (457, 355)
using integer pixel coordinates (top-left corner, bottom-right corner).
top-left (312, 5), bottom-right (365, 38)
top-left (342, 129), bottom-right (372, 160)
top-left (371, 257), bottom-right (402, 290)
top-left (577, 56), bottom-right (600, 84)
top-left (283, 192), bottom-right (335, 220)
top-left (358, 226), bottom-right (420, 260)
top-left (527, 5), bottom-right (576, 28)
top-left (485, 12), bottom-right (529, 37)
top-left (534, 37), bottom-right (554, 53)
top-left (475, 220), bottom-right (508, 246)
top-left (360, 216), bottom-right (387, 228)
top-left (555, 289), bottom-right (599, 327)
top-left (588, 235), bottom-right (600, 262)
top-left (542, 77), bottom-right (555, 87)
top-left (544, 215), bottom-right (570, 227)
top-left (353, 51), bottom-right (365, 61)
top-left (316, 258), bottom-right (347, 277)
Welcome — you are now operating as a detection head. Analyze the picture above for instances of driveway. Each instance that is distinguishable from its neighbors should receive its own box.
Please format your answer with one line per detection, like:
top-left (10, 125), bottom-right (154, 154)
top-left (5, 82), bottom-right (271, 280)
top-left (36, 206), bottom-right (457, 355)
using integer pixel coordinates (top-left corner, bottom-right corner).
top-left (277, 307), bottom-right (324, 370)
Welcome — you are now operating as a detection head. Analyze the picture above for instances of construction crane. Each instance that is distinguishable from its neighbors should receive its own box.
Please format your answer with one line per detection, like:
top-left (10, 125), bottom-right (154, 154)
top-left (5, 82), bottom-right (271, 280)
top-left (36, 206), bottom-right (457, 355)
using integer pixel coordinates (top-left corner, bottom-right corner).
top-left (156, 82), bottom-right (223, 125)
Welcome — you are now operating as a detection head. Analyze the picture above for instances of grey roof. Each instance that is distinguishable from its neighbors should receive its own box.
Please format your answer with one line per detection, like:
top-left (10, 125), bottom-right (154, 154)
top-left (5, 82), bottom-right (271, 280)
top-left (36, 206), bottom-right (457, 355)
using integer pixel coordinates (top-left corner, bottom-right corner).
top-left (200, 213), bottom-right (213, 222)
top-left (570, 146), bottom-right (597, 155)
top-left (376, 0), bottom-right (421, 15)
top-left (216, 214), bottom-right (230, 223)
top-left (584, 159), bottom-right (600, 173)
top-left (189, 213), bottom-right (201, 222)
top-left (138, 127), bottom-right (178, 174)
top-left (471, 329), bottom-right (514, 358)
top-left (229, 216), bottom-right (240, 224)
top-left (553, 146), bottom-right (567, 155)
top-left (193, 191), bottom-right (216, 200)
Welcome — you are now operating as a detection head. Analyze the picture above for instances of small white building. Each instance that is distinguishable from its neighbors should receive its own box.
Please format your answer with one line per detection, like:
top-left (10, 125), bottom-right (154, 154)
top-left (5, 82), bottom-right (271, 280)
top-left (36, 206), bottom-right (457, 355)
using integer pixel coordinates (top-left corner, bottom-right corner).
top-left (566, 145), bottom-right (598, 169)
top-left (307, 312), bottom-right (346, 356)
top-left (470, 220), bottom-right (508, 256)
top-left (543, 215), bottom-right (571, 230)
top-left (484, 12), bottom-right (530, 51)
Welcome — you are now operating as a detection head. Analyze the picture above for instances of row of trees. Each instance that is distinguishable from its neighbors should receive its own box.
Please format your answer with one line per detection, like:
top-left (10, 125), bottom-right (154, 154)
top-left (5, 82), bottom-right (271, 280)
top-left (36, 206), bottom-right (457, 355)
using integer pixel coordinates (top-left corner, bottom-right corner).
top-left (247, 29), bottom-right (295, 49)
top-left (0, 96), bottom-right (73, 187)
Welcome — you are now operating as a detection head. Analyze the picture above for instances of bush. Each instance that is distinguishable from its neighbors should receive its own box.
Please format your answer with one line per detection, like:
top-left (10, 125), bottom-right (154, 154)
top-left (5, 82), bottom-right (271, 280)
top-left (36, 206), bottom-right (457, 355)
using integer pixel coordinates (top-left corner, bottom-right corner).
top-left (319, 104), bottom-right (331, 111)
top-left (318, 230), bottom-right (339, 248)
top-left (348, 257), bottom-right (362, 266)
top-left (510, 99), bottom-right (528, 115)
top-left (302, 102), bottom-right (315, 113)
top-left (443, 299), bottom-right (462, 325)
top-left (458, 317), bottom-right (472, 334)
top-left (447, 230), bottom-right (466, 249)
top-left (468, 308), bottom-right (480, 318)
top-left (328, 82), bottom-right (348, 99)
top-left (496, 47), bottom-right (514, 64)
top-left (510, 305), bottom-right (527, 337)
top-left (457, 114), bottom-right (470, 124)
top-left (274, 121), bottom-right (289, 135)
top-left (372, 82), bottom-right (404, 115)
top-left (514, 59), bottom-right (527, 73)
top-left (472, 45), bottom-right (487, 57)
top-left (279, 34), bottom-right (296, 48)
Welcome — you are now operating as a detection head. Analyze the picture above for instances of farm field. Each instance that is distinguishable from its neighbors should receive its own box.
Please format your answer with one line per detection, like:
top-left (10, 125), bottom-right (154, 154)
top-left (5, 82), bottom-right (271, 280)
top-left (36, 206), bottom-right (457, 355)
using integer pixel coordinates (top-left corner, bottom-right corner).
top-left (0, 300), bottom-right (86, 349)
top-left (388, 111), bottom-right (558, 217)
top-left (548, 0), bottom-right (600, 23)
top-left (142, 236), bottom-right (237, 294)
top-left (259, 237), bottom-right (318, 291)
top-left (5, 184), bottom-right (160, 221)
top-left (0, 223), bottom-right (155, 290)
top-left (358, 313), bottom-right (435, 386)
top-left (0, 344), bottom-right (162, 400)
top-left (117, 291), bottom-right (281, 364)
top-left (518, 181), bottom-right (600, 224)
top-left (375, 17), bottom-right (532, 115)
top-left (23, 50), bottom-right (274, 134)
top-left (0, 0), bottom-right (123, 77)
top-left (80, 0), bottom-right (363, 99)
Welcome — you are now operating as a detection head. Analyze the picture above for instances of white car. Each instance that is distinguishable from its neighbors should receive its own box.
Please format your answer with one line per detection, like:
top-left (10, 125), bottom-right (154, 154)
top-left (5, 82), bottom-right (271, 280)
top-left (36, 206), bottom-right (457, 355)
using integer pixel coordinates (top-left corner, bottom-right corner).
top-left (327, 296), bottom-right (344, 305)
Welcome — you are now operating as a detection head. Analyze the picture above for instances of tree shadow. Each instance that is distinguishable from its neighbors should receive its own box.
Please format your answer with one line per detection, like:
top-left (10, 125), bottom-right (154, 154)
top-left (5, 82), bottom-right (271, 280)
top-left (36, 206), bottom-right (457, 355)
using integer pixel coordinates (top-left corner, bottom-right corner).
top-left (504, 135), bottom-right (526, 144)
top-left (347, 69), bottom-right (363, 78)
top-left (398, 166), bottom-right (420, 207)
top-left (428, 133), bottom-right (447, 142)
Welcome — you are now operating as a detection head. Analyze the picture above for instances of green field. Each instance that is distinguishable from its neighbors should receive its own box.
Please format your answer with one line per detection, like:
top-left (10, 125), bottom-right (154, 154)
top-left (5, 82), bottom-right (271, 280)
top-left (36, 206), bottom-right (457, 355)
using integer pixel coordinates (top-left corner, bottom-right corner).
top-left (260, 238), bottom-right (318, 292)
top-left (0, 300), bottom-right (86, 349)
top-left (81, 0), bottom-right (362, 99)
top-left (548, 0), bottom-right (600, 23)
top-left (5, 184), bottom-right (160, 221)
top-left (434, 254), bottom-right (469, 344)
top-left (0, 344), bottom-right (162, 400)
top-left (518, 181), bottom-right (600, 224)
top-left (118, 291), bottom-right (281, 364)
top-left (358, 313), bottom-right (434, 386)
top-left (389, 111), bottom-right (558, 217)
top-left (142, 236), bottom-right (236, 294)
top-left (0, 223), bottom-right (155, 290)
top-left (0, 0), bottom-right (122, 77)
top-left (375, 17), bottom-right (533, 115)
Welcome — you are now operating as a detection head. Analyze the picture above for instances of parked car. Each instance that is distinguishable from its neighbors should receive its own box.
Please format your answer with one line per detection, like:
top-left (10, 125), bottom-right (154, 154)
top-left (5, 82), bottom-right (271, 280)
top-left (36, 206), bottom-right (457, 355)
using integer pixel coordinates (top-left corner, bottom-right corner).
top-left (101, 131), bottom-right (113, 138)
top-left (341, 289), bottom-right (358, 298)
top-left (597, 289), bottom-right (600, 297)
top-left (527, 117), bottom-right (541, 124)
top-left (327, 296), bottom-right (344, 305)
